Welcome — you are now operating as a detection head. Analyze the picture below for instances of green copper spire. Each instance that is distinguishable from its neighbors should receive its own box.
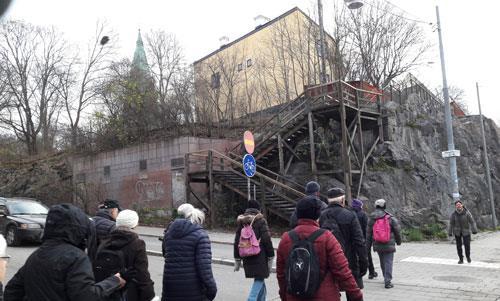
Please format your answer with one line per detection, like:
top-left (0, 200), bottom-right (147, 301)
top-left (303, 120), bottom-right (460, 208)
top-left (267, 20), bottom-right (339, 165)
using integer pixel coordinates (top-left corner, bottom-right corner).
top-left (132, 29), bottom-right (149, 73)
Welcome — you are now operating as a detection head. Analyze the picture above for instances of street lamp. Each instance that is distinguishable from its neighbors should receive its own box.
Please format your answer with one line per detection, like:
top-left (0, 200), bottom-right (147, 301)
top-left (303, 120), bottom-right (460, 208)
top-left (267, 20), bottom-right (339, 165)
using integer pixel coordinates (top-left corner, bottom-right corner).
top-left (345, 0), bottom-right (364, 10)
top-left (436, 6), bottom-right (460, 202)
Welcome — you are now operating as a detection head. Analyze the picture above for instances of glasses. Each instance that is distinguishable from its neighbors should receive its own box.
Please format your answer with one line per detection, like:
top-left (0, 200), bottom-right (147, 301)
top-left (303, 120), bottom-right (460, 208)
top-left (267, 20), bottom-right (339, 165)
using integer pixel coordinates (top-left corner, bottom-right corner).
top-left (0, 256), bottom-right (10, 263)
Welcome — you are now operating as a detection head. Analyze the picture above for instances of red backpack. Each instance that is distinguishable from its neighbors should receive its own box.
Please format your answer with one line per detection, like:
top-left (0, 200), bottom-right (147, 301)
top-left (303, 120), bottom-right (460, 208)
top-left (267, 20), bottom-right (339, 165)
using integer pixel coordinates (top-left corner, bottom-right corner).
top-left (373, 214), bottom-right (391, 243)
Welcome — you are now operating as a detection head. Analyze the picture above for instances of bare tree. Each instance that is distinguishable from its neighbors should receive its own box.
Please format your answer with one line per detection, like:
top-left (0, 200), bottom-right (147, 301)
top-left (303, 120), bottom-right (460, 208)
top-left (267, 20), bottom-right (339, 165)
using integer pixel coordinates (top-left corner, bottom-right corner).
top-left (57, 21), bottom-right (115, 148)
top-left (434, 85), bottom-right (469, 114)
top-left (0, 21), bottom-right (67, 155)
top-left (331, 0), bottom-right (430, 88)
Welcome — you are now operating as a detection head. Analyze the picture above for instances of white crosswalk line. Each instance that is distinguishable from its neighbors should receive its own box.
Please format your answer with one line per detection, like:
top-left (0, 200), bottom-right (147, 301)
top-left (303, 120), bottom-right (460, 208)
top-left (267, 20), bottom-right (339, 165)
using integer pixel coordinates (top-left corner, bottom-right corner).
top-left (401, 256), bottom-right (500, 269)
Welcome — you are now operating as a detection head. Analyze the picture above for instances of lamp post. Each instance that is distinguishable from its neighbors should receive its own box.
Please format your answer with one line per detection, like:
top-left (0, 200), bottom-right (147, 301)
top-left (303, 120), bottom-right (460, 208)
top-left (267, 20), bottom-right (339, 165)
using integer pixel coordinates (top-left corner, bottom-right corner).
top-left (475, 83), bottom-right (497, 228)
top-left (436, 6), bottom-right (460, 202)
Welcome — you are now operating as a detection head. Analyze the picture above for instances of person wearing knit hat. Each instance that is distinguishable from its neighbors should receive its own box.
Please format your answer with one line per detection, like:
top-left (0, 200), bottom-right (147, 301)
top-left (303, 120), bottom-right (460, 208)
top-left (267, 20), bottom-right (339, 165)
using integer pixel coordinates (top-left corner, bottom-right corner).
top-left (351, 199), bottom-right (378, 280)
top-left (448, 199), bottom-right (478, 264)
top-left (320, 188), bottom-right (368, 292)
top-left (93, 209), bottom-right (156, 301)
top-left (277, 195), bottom-right (364, 301)
top-left (233, 198), bottom-right (274, 301)
top-left (289, 181), bottom-right (328, 228)
top-left (366, 198), bottom-right (402, 289)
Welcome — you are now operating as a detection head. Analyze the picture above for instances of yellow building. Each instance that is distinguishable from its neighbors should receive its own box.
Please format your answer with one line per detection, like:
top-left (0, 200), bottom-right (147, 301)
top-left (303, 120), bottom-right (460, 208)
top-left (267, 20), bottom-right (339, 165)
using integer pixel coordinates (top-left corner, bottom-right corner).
top-left (193, 7), bottom-right (337, 123)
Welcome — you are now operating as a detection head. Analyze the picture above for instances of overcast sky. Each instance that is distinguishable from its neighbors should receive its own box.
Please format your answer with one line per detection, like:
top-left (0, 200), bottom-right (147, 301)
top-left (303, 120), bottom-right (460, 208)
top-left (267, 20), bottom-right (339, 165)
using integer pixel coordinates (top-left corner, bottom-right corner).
top-left (5, 0), bottom-right (500, 123)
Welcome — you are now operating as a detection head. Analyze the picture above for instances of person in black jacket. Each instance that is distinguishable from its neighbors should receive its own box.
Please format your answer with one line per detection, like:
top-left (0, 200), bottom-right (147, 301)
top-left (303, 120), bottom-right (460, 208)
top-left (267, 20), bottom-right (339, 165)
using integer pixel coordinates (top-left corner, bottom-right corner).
top-left (161, 204), bottom-right (217, 301)
top-left (93, 199), bottom-right (121, 244)
top-left (4, 203), bottom-right (125, 301)
top-left (95, 209), bottom-right (155, 301)
top-left (319, 188), bottom-right (368, 296)
top-left (351, 199), bottom-right (377, 279)
top-left (233, 200), bottom-right (275, 301)
top-left (289, 181), bottom-right (328, 228)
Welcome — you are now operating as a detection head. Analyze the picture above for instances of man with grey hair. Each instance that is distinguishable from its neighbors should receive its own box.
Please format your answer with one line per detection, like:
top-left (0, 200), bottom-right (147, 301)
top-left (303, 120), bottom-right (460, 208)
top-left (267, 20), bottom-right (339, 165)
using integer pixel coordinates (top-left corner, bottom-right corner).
top-left (366, 199), bottom-right (402, 289)
top-left (319, 188), bottom-right (368, 296)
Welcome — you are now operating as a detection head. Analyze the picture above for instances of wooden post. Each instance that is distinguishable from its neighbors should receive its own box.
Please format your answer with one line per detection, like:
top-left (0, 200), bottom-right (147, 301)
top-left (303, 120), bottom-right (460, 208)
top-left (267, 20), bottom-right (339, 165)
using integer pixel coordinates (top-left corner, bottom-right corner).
top-left (377, 95), bottom-right (384, 143)
top-left (339, 80), bottom-right (352, 203)
top-left (259, 177), bottom-right (267, 217)
top-left (278, 134), bottom-right (285, 175)
top-left (207, 150), bottom-right (215, 227)
top-left (308, 111), bottom-right (317, 179)
top-left (184, 153), bottom-right (190, 205)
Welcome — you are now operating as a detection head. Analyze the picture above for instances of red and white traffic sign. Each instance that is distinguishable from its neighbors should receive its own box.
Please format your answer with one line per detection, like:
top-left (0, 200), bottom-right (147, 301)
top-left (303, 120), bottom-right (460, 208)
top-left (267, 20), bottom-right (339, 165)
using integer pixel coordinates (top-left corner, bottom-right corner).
top-left (243, 131), bottom-right (255, 154)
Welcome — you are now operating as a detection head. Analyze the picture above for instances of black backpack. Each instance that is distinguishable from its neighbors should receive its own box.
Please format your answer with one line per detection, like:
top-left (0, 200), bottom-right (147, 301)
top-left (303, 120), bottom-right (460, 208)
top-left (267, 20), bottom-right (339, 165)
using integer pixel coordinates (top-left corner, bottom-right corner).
top-left (321, 217), bottom-right (346, 252)
top-left (285, 229), bottom-right (326, 298)
top-left (93, 246), bottom-right (126, 282)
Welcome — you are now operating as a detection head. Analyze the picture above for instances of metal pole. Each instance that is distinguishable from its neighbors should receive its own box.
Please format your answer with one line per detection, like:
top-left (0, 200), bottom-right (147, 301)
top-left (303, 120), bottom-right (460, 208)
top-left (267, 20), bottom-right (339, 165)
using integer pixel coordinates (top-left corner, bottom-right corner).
top-left (317, 0), bottom-right (327, 84)
top-left (436, 6), bottom-right (460, 201)
top-left (247, 178), bottom-right (251, 201)
top-left (476, 82), bottom-right (497, 228)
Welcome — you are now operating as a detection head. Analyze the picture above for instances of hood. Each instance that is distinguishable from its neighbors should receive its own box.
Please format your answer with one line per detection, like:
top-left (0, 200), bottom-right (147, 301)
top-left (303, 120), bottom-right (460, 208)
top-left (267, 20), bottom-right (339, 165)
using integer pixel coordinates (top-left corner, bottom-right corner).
top-left (43, 203), bottom-right (91, 249)
top-left (95, 209), bottom-right (115, 221)
top-left (371, 208), bottom-right (390, 219)
top-left (104, 228), bottom-right (138, 249)
top-left (167, 218), bottom-right (202, 239)
top-left (8, 215), bottom-right (46, 227)
top-left (237, 209), bottom-right (263, 225)
top-left (455, 207), bottom-right (468, 215)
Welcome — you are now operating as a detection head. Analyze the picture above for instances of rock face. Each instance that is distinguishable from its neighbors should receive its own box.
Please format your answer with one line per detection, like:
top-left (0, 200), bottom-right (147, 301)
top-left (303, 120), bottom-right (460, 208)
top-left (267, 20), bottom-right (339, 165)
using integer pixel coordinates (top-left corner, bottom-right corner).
top-left (0, 153), bottom-right (73, 206)
top-left (358, 94), bottom-right (499, 228)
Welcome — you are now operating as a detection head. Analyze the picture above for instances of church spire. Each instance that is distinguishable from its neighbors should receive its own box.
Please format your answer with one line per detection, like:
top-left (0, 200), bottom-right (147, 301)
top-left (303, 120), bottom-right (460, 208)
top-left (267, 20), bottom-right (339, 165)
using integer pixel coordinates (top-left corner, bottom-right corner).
top-left (132, 29), bottom-right (149, 73)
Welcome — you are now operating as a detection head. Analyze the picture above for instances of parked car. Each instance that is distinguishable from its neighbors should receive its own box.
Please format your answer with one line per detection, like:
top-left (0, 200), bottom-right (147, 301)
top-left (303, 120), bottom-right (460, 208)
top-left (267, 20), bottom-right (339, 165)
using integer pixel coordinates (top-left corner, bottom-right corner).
top-left (0, 197), bottom-right (48, 246)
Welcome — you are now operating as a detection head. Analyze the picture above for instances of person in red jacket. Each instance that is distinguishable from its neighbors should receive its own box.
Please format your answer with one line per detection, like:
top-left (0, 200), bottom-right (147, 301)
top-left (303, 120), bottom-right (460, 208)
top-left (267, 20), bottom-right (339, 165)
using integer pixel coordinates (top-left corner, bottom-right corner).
top-left (277, 196), bottom-right (363, 301)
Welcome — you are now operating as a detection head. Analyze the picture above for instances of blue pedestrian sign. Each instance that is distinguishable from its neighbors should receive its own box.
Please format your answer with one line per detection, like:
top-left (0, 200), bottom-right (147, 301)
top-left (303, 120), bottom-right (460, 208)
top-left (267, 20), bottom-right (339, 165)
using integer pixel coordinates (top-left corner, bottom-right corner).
top-left (243, 154), bottom-right (257, 177)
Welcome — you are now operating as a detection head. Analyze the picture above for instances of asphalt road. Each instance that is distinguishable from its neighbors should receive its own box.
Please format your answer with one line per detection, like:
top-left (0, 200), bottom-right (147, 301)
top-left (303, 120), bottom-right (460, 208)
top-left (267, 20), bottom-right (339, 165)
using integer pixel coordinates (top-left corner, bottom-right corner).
top-left (4, 243), bottom-right (280, 301)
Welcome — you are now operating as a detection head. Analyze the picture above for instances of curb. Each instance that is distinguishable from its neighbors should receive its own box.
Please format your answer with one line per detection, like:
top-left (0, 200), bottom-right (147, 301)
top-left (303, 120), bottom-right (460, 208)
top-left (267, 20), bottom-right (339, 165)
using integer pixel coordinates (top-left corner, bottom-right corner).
top-left (146, 250), bottom-right (277, 273)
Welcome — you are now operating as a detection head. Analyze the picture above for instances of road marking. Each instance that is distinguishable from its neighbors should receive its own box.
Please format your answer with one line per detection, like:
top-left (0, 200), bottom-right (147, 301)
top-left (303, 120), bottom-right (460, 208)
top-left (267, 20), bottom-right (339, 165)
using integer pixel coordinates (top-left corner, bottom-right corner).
top-left (402, 256), bottom-right (500, 269)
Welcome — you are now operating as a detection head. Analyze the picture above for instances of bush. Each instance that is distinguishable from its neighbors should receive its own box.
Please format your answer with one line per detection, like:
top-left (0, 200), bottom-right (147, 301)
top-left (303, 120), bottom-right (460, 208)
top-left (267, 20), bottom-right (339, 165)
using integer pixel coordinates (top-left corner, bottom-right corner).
top-left (403, 228), bottom-right (423, 241)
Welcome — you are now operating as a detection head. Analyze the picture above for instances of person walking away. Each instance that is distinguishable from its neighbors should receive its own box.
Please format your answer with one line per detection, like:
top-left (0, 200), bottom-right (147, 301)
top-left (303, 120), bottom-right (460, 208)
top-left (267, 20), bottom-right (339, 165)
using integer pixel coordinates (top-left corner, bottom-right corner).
top-left (277, 196), bottom-right (363, 301)
top-left (351, 199), bottom-right (377, 279)
top-left (448, 200), bottom-right (478, 264)
top-left (366, 199), bottom-right (401, 289)
top-left (4, 203), bottom-right (126, 301)
top-left (289, 181), bottom-right (327, 228)
top-left (319, 188), bottom-right (368, 296)
top-left (93, 199), bottom-right (121, 244)
top-left (233, 200), bottom-right (274, 301)
top-left (94, 209), bottom-right (155, 301)
top-left (161, 204), bottom-right (217, 301)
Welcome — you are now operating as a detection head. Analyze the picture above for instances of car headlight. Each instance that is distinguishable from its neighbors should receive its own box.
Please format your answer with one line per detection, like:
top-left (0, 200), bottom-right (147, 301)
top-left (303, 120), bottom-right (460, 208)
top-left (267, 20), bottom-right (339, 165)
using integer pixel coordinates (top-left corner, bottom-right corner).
top-left (19, 223), bottom-right (41, 229)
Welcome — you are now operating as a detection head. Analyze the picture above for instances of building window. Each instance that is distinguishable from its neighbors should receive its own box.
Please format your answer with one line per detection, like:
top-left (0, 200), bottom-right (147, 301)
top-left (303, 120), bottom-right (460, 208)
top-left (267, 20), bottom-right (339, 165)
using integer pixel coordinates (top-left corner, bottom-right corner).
top-left (103, 166), bottom-right (110, 176)
top-left (171, 157), bottom-right (185, 169)
top-left (211, 72), bottom-right (220, 89)
top-left (246, 59), bottom-right (253, 67)
top-left (76, 173), bottom-right (86, 183)
top-left (237, 63), bottom-right (243, 71)
top-left (139, 159), bottom-right (147, 171)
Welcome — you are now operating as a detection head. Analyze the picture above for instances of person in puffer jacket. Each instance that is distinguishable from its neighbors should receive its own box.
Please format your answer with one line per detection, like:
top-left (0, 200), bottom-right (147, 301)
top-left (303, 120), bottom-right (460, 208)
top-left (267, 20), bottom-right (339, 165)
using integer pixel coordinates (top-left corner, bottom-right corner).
top-left (233, 200), bottom-right (275, 301)
top-left (448, 200), bottom-right (478, 264)
top-left (161, 204), bottom-right (217, 301)
top-left (366, 199), bottom-right (402, 289)
top-left (4, 203), bottom-right (125, 301)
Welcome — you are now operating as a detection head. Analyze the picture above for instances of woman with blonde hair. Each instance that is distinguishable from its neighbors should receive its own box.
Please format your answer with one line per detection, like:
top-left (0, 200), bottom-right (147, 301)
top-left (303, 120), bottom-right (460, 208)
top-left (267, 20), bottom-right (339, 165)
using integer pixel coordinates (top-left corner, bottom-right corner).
top-left (161, 203), bottom-right (217, 301)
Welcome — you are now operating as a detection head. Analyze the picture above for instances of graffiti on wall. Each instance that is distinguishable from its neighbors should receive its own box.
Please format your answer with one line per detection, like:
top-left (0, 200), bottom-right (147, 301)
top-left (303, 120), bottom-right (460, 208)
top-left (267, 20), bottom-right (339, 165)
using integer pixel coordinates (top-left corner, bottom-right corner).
top-left (135, 180), bottom-right (165, 202)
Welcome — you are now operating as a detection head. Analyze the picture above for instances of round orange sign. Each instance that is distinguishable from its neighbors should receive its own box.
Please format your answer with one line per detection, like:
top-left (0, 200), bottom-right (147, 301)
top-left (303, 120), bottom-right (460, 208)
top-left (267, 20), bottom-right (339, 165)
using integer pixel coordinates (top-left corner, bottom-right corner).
top-left (243, 131), bottom-right (255, 154)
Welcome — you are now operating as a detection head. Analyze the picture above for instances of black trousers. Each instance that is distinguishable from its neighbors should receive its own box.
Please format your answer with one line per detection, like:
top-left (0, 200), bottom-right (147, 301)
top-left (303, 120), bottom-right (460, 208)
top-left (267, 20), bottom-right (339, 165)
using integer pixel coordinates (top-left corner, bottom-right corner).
top-left (455, 234), bottom-right (471, 259)
top-left (368, 250), bottom-right (376, 275)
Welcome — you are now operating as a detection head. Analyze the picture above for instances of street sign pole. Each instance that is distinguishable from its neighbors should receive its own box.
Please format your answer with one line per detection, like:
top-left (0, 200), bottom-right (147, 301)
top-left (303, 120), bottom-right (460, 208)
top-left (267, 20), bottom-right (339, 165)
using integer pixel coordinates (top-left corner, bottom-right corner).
top-left (247, 178), bottom-right (251, 201)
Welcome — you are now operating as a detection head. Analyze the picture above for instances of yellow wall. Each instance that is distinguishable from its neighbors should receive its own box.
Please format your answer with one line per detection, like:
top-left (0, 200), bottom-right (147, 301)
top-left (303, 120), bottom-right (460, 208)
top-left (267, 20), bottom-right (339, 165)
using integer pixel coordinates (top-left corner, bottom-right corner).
top-left (194, 9), bottom-right (336, 122)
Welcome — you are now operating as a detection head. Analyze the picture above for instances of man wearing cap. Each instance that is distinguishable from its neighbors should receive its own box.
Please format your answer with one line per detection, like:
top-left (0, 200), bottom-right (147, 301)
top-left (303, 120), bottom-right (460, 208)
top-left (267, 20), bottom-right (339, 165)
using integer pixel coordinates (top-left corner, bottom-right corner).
top-left (289, 181), bottom-right (327, 228)
top-left (93, 199), bottom-right (121, 244)
top-left (366, 199), bottom-right (401, 289)
top-left (277, 196), bottom-right (363, 301)
top-left (319, 188), bottom-right (368, 295)
top-left (448, 200), bottom-right (477, 264)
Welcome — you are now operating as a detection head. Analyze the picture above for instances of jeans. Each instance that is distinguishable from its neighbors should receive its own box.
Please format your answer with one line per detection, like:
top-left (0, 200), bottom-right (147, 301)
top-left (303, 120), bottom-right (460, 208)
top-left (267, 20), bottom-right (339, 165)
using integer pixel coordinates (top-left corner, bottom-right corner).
top-left (248, 279), bottom-right (266, 301)
top-left (455, 234), bottom-right (471, 259)
top-left (377, 251), bottom-right (394, 285)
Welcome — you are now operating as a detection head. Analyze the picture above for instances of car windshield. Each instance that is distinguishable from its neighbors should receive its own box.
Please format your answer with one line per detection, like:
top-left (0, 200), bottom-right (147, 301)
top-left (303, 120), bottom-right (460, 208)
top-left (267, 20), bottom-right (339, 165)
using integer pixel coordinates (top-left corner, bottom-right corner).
top-left (7, 202), bottom-right (49, 215)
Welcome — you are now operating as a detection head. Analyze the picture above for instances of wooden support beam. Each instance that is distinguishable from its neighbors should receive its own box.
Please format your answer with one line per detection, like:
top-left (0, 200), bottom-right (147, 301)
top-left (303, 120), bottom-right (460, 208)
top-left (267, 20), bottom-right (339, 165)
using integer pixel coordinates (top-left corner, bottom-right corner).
top-left (184, 153), bottom-right (190, 205)
top-left (260, 177), bottom-right (268, 217)
top-left (278, 134), bottom-right (285, 175)
top-left (338, 80), bottom-right (352, 202)
top-left (377, 95), bottom-right (384, 143)
top-left (356, 90), bottom-right (366, 197)
top-left (308, 111), bottom-right (317, 178)
top-left (282, 140), bottom-right (301, 160)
